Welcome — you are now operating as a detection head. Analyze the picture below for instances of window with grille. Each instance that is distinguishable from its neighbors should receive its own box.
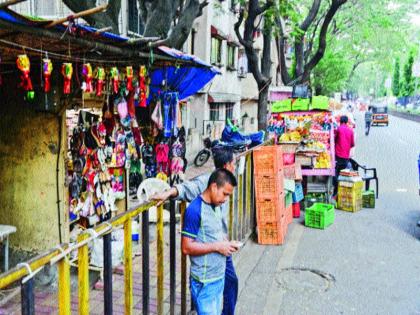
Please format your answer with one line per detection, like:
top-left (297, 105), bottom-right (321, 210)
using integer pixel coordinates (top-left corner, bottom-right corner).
top-left (238, 49), bottom-right (248, 77)
top-left (211, 37), bottom-right (223, 65)
top-left (227, 45), bottom-right (236, 70)
top-left (225, 103), bottom-right (234, 120)
top-left (210, 103), bottom-right (221, 121)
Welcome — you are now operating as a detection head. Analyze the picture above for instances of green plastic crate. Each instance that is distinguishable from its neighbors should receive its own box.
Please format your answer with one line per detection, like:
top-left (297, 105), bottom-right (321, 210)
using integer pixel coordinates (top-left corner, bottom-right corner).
top-left (291, 98), bottom-right (310, 111)
top-left (311, 95), bottom-right (329, 110)
top-left (303, 193), bottom-right (327, 210)
top-left (272, 99), bottom-right (292, 113)
top-left (305, 203), bottom-right (334, 229)
top-left (362, 190), bottom-right (375, 208)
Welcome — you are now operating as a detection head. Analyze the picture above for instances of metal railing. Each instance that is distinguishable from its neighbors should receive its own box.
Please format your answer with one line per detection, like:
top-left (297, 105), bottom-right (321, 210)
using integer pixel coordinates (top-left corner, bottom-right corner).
top-left (0, 149), bottom-right (258, 315)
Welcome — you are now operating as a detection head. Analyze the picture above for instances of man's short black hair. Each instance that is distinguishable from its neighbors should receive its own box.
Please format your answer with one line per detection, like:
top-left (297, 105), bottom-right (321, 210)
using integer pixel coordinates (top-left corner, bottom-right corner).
top-left (340, 115), bottom-right (348, 124)
top-left (208, 169), bottom-right (237, 188)
top-left (212, 147), bottom-right (234, 169)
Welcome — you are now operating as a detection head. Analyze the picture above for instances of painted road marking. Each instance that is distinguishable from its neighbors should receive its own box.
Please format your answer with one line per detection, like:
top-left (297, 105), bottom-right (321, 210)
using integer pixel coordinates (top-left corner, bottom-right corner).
top-left (396, 188), bottom-right (408, 192)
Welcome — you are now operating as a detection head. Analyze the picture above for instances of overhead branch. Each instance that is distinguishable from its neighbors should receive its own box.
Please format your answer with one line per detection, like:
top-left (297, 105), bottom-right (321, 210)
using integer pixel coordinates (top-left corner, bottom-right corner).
top-left (149, 0), bottom-right (208, 49)
top-left (305, 10), bottom-right (326, 62)
top-left (275, 15), bottom-right (291, 85)
top-left (256, 0), bottom-right (274, 15)
top-left (300, 0), bottom-right (322, 32)
top-left (0, 0), bottom-right (27, 9)
top-left (301, 0), bottom-right (348, 83)
top-left (197, 0), bottom-right (209, 17)
top-left (63, 0), bottom-right (120, 32)
top-left (234, 8), bottom-right (252, 49)
top-left (295, 0), bottom-right (322, 77)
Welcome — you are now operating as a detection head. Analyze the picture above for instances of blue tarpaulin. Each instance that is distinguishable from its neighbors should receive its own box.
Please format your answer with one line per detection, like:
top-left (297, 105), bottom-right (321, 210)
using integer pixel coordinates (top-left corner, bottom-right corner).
top-left (147, 47), bottom-right (219, 102)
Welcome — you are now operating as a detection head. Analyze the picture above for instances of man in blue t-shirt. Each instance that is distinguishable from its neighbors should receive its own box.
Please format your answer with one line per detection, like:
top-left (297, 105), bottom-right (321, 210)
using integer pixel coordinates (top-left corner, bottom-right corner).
top-left (182, 169), bottom-right (240, 315)
top-left (153, 147), bottom-right (239, 315)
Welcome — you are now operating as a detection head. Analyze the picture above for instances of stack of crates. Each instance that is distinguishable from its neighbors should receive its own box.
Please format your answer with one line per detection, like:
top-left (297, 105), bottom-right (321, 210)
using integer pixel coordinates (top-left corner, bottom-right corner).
top-left (362, 190), bottom-right (375, 208)
top-left (253, 146), bottom-right (286, 245)
top-left (337, 180), bottom-right (363, 212)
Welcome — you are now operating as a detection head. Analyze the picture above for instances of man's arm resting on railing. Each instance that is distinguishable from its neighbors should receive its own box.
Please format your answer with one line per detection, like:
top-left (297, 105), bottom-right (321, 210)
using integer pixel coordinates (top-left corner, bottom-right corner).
top-left (181, 236), bottom-right (238, 257)
top-left (152, 174), bottom-right (210, 205)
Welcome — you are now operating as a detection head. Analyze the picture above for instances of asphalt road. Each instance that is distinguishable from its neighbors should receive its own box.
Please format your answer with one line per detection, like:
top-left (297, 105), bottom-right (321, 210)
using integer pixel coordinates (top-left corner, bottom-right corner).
top-left (235, 112), bottom-right (420, 315)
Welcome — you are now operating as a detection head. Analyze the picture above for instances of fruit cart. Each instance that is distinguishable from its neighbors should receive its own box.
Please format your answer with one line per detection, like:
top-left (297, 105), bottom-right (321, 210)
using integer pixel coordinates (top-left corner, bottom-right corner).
top-left (270, 110), bottom-right (336, 203)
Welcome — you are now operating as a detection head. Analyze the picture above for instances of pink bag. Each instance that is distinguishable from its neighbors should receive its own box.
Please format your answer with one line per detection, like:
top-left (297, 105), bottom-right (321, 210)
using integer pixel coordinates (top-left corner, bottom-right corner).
top-left (117, 99), bottom-right (128, 119)
top-left (283, 153), bottom-right (295, 166)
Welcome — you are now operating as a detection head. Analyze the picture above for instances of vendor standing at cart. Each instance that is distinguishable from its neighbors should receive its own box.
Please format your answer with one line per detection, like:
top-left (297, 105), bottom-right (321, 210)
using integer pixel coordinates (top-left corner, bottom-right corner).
top-left (334, 115), bottom-right (355, 196)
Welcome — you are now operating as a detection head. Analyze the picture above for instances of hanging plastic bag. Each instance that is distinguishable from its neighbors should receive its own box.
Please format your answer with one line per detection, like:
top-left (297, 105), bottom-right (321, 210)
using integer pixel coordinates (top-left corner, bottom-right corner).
top-left (151, 100), bottom-right (164, 130)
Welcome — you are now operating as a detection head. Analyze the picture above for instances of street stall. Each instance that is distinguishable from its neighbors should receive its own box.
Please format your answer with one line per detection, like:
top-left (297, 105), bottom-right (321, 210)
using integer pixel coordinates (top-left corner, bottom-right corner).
top-left (269, 99), bottom-right (336, 208)
top-left (0, 5), bottom-right (218, 255)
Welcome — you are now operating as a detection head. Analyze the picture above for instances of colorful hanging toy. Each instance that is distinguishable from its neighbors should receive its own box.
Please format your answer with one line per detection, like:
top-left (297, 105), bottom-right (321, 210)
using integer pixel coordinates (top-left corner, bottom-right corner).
top-left (95, 67), bottom-right (106, 96)
top-left (126, 66), bottom-right (133, 92)
top-left (110, 67), bottom-right (119, 94)
top-left (42, 59), bottom-right (53, 93)
top-left (16, 54), bottom-right (33, 92)
top-left (82, 63), bottom-right (93, 93)
top-left (61, 63), bottom-right (73, 94)
top-left (139, 65), bottom-right (147, 107)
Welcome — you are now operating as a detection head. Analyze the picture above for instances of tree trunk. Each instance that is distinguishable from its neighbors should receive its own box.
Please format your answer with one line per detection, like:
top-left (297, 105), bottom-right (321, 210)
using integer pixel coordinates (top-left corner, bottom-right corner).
top-left (142, 0), bottom-right (174, 38)
top-left (258, 82), bottom-right (270, 130)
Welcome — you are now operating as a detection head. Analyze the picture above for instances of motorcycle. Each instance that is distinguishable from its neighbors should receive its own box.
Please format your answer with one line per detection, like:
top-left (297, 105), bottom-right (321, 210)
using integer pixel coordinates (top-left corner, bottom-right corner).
top-left (193, 120), bottom-right (265, 167)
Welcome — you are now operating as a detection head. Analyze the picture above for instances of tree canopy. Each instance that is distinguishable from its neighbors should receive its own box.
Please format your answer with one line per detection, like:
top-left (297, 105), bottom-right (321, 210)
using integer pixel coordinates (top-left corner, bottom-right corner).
top-left (63, 0), bottom-right (209, 49)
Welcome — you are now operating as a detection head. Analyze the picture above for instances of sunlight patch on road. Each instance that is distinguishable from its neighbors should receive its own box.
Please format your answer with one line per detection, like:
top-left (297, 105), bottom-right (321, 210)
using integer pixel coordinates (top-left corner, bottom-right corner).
top-left (396, 188), bottom-right (408, 192)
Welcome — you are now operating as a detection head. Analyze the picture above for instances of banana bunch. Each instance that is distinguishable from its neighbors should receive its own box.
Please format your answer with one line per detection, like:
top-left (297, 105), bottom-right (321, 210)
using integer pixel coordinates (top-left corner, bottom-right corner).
top-left (315, 152), bottom-right (331, 169)
top-left (279, 131), bottom-right (302, 142)
top-left (305, 141), bottom-right (325, 151)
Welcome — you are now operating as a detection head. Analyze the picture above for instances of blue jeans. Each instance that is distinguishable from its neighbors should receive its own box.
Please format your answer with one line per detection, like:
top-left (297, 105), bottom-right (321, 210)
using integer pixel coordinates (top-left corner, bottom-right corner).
top-left (191, 277), bottom-right (225, 315)
top-left (222, 256), bottom-right (238, 315)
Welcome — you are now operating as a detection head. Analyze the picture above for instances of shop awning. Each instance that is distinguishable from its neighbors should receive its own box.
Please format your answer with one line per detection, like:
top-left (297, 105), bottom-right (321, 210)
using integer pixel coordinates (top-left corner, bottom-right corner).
top-left (211, 25), bottom-right (228, 40)
top-left (208, 92), bottom-right (241, 103)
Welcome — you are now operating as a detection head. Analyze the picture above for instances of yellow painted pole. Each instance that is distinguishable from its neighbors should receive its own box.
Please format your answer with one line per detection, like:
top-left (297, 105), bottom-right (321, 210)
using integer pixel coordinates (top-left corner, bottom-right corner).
top-left (180, 202), bottom-right (187, 315)
top-left (157, 204), bottom-right (164, 315)
top-left (229, 193), bottom-right (234, 240)
top-left (124, 219), bottom-right (133, 315)
top-left (78, 234), bottom-right (89, 315)
top-left (58, 257), bottom-right (71, 315)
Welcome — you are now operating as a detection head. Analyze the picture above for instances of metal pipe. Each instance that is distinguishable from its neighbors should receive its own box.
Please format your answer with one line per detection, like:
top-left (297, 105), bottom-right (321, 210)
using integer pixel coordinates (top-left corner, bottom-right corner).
top-left (21, 278), bottom-right (34, 315)
top-left (180, 201), bottom-right (187, 315)
top-left (103, 233), bottom-right (113, 315)
top-left (169, 200), bottom-right (176, 315)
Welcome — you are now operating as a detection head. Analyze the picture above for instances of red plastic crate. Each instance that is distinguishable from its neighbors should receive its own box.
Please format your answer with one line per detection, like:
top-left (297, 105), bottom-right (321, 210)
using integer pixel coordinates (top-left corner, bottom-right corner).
top-left (256, 194), bottom-right (285, 224)
top-left (257, 217), bottom-right (287, 245)
top-left (255, 172), bottom-right (284, 200)
top-left (253, 146), bottom-right (283, 175)
top-left (292, 202), bottom-right (301, 218)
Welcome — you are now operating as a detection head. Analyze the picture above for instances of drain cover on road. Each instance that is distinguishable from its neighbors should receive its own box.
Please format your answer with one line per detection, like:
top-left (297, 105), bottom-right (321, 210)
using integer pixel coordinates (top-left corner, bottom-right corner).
top-left (275, 267), bottom-right (335, 293)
